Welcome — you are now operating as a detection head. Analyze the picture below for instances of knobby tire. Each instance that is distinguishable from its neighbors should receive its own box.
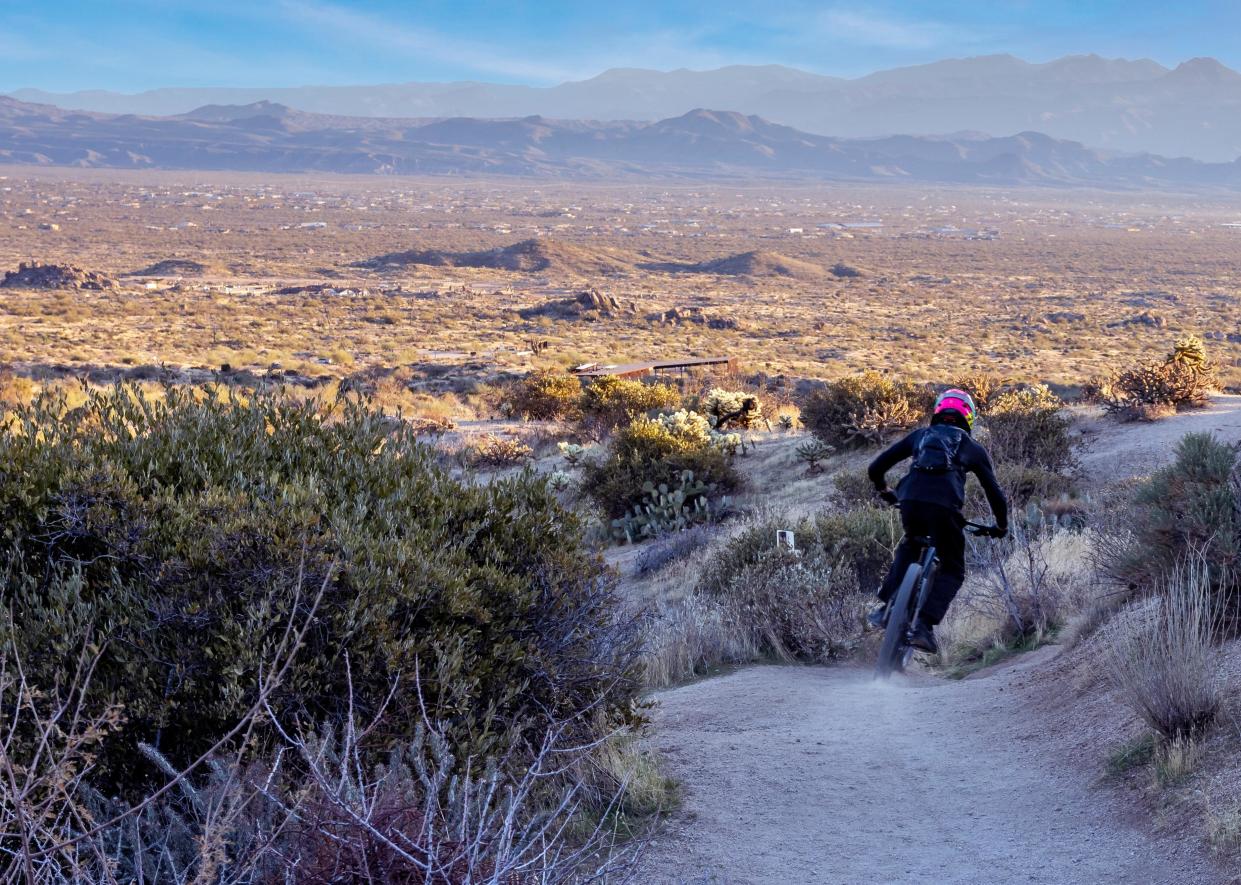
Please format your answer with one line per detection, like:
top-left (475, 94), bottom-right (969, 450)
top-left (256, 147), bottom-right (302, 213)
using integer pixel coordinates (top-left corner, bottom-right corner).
top-left (875, 562), bottom-right (922, 678)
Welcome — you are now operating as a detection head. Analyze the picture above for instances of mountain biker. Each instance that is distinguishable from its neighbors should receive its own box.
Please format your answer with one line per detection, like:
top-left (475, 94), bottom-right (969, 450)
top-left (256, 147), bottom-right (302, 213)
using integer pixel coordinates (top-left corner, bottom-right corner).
top-left (865, 388), bottom-right (1008, 655)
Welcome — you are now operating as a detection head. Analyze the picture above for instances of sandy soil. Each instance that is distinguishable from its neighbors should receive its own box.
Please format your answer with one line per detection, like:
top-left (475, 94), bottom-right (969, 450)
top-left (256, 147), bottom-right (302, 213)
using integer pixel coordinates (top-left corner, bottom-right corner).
top-left (641, 650), bottom-right (1225, 884)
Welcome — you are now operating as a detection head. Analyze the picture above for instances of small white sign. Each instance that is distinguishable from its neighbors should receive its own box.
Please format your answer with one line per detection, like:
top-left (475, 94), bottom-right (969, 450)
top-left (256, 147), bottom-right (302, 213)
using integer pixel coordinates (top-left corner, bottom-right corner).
top-left (776, 530), bottom-right (796, 552)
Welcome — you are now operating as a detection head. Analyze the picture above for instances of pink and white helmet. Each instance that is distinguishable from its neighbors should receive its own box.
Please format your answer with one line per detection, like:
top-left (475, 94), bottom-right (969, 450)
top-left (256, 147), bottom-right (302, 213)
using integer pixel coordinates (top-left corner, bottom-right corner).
top-left (933, 388), bottom-right (977, 429)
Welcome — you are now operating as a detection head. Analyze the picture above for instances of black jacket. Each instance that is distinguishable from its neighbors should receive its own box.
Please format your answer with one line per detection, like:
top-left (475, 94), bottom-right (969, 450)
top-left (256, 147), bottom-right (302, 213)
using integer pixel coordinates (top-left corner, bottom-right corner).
top-left (867, 424), bottom-right (1008, 529)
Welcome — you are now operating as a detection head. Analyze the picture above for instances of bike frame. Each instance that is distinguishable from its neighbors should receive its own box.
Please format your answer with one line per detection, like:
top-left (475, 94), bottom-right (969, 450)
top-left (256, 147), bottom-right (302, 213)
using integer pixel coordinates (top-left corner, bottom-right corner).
top-left (907, 539), bottom-right (940, 630)
top-left (875, 519), bottom-right (990, 677)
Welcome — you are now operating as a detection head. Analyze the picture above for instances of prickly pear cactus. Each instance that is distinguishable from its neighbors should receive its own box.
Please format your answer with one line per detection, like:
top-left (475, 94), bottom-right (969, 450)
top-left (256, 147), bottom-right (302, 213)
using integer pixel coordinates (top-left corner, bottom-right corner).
top-left (611, 469), bottom-right (728, 543)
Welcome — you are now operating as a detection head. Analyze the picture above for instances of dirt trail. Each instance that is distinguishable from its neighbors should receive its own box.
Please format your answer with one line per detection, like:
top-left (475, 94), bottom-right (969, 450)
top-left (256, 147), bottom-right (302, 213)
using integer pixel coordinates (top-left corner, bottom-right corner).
top-left (1076, 394), bottom-right (1241, 482)
top-left (642, 651), bottom-right (1223, 885)
top-left (640, 401), bottom-right (1241, 883)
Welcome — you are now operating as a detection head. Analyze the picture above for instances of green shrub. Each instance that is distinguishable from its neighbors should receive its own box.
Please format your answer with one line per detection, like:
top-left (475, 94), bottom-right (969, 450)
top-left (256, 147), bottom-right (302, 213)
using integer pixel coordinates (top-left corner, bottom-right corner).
top-left (510, 369), bottom-right (583, 420)
top-left (831, 469), bottom-right (874, 505)
top-left (974, 462), bottom-right (1077, 512)
top-left (580, 375), bottom-right (681, 430)
top-left (1112, 432), bottom-right (1241, 598)
top-left (0, 385), bottom-right (640, 792)
top-left (582, 412), bottom-right (740, 520)
top-left (980, 384), bottom-right (1074, 472)
top-left (808, 507), bottom-right (903, 590)
top-left (801, 372), bottom-right (934, 450)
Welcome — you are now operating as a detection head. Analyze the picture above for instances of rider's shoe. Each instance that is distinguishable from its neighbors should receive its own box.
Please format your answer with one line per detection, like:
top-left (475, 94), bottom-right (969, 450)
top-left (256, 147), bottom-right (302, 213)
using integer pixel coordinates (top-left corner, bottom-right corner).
top-left (909, 619), bottom-right (939, 654)
top-left (866, 603), bottom-right (889, 630)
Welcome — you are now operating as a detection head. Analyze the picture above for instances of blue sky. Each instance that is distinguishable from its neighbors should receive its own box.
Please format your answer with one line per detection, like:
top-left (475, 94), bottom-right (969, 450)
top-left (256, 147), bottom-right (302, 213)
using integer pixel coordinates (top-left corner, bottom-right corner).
top-left (3, 0), bottom-right (1241, 91)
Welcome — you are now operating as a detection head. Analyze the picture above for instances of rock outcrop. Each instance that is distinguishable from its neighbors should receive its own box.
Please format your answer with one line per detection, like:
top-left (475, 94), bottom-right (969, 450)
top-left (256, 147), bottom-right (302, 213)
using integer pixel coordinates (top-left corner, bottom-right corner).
top-left (1, 261), bottom-right (117, 290)
top-left (520, 288), bottom-right (637, 320)
top-left (649, 305), bottom-right (740, 330)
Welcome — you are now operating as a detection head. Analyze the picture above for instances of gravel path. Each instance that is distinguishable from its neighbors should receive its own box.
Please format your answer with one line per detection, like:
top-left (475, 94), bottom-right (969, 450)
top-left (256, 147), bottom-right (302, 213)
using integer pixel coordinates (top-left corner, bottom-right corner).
top-left (641, 651), bottom-right (1223, 885)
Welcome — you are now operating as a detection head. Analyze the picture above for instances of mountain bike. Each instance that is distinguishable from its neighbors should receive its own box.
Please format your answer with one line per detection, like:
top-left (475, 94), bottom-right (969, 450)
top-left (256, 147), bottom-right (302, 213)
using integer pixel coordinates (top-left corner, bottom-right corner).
top-left (873, 520), bottom-right (997, 678)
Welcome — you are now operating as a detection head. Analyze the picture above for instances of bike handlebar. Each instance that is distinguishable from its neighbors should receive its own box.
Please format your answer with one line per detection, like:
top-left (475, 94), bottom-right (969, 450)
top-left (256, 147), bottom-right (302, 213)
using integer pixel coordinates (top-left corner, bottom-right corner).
top-left (964, 521), bottom-right (1005, 538)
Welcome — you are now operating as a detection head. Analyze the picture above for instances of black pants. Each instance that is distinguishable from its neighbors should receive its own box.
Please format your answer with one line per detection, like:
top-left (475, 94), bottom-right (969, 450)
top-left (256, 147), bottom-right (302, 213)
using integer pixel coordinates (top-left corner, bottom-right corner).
top-left (877, 501), bottom-right (965, 626)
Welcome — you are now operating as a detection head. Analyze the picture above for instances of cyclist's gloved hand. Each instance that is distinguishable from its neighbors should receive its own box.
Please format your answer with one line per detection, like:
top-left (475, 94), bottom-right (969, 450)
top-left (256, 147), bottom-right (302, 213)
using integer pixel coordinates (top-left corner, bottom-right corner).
top-left (876, 488), bottom-right (899, 506)
top-left (990, 525), bottom-right (1009, 539)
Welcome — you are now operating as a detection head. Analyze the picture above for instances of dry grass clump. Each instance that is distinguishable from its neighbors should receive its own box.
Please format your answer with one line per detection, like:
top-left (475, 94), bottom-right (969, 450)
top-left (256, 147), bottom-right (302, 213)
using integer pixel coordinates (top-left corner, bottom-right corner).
top-left (936, 523), bottom-right (1097, 674)
top-left (0, 369), bottom-right (35, 407)
top-left (1102, 564), bottom-right (1222, 742)
top-left (464, 433), bottom-right (534, 467)
top-left (643, 589), bottom-right (762, 689)
top-left (1208, 804), bottom-right (1241, 853)
top-left (0, 648), bottom-right (644, 884)
top-left (1092, 335), bottom-right (1218, 421)
top-left (633, 524), bottom-right (716, 576)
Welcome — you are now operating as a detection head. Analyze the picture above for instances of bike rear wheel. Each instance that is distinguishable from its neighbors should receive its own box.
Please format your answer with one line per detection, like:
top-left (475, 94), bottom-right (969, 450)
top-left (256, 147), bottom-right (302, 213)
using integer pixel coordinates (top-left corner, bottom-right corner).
top-left (875, 563), bottom-right (922, 678)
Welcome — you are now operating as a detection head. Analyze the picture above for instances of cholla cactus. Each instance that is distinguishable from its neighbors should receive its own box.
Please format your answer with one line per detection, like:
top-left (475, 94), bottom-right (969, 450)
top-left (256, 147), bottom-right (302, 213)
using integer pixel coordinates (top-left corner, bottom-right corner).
top-left (656, 409), bottom-right (715, 445)
top-left (710, 429), bottom-right (743, 455)
top-left (795, 438), bottom-right (835, 473)
top-left (1170, 334), bottom-right (1211, 373)
top-left (557, 441), bottom-right (597, 467)
top-left (702, 388), bottom-right (763, 430)
top-left (1095, 335), bottom-right (1218, 420)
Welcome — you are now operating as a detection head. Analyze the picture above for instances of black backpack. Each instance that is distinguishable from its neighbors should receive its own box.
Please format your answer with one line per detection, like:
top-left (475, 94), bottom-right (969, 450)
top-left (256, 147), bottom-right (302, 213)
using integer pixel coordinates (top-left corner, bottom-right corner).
top-left (912, 424), bottom-right (965, 474)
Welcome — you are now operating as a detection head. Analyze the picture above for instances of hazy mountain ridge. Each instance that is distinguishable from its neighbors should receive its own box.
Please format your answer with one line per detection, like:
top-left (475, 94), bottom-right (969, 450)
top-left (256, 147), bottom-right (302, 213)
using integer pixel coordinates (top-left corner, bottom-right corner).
top-left (1, 96), bottom-right (1238, 188)
top-left (11, 54), bottom-right (1241, 160)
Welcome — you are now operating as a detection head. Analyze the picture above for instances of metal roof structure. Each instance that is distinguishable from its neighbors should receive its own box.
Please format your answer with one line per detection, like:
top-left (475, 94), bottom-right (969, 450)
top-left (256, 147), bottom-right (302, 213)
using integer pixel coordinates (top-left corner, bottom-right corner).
top-left (573, 356), bottom-right (734, 379)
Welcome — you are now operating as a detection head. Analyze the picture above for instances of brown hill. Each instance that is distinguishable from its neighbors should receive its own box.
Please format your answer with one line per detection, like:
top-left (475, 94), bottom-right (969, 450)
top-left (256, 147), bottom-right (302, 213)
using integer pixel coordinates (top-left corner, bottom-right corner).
top-left (128, 258), bottom-right (219, 276)
top-left (360, 239), bottom-right (638, 276)
top-left (693, 250), bottom-right (827, 281)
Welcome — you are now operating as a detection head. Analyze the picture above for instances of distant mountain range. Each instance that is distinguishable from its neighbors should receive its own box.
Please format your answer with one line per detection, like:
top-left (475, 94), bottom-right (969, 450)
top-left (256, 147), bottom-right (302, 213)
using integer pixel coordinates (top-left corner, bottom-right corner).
top-left (1, 96), bottom-right (1239, 188)
top-left (11, 54), bottom-right (1241, 162)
